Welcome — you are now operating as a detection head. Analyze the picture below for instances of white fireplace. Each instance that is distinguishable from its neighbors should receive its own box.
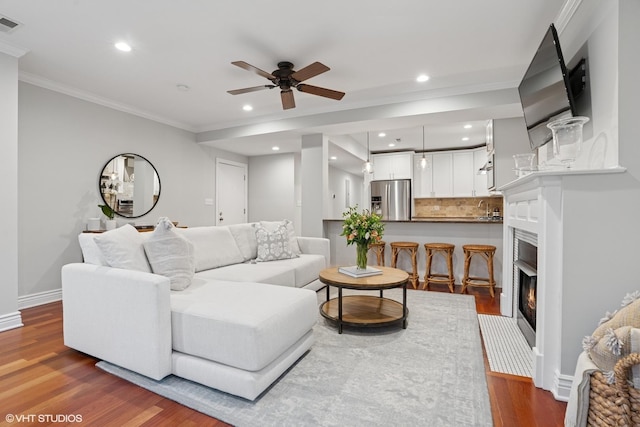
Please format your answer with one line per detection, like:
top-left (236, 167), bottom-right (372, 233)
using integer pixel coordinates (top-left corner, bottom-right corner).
top-left (500, 167), bottom-right (628, 400)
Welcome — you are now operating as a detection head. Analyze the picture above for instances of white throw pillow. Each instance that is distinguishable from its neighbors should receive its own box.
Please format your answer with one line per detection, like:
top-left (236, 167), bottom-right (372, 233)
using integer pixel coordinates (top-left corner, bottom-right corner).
top-left (260, 219), bottom-right (301, 255)
top-left (255, 223), bottom-right (297, 262)
top-left (143, 218), bottom-right (195, 290)
top-left (93, 224), bottom-right (151, 273)
top-left (78, 233), bottom-right (108, 266)
top-left (228, 223), bottom-right (258, 261)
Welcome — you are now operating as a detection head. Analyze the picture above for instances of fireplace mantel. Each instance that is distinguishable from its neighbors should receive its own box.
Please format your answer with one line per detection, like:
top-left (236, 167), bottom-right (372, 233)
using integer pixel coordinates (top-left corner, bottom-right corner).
top-left (499, 166), bottom-right (625, 400)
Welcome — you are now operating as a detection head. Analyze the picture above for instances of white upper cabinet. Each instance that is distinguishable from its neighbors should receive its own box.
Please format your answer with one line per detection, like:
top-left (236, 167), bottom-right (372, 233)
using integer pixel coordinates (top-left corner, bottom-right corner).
top-left (452, 151), bottom-right (474, 196)
top-left (413, 154), bottom-right (434, 198)
top-left (413, 147), bottom-right (489, 198)
top-left (372, 152), bottom-right (413, 180)
top-left (431, 152), bottom-right (453, 197)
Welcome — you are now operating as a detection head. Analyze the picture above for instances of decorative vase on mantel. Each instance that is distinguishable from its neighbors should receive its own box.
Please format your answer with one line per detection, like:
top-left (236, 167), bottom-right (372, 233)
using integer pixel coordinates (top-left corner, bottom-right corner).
top-left (356, 241), bottom-right (369, 270)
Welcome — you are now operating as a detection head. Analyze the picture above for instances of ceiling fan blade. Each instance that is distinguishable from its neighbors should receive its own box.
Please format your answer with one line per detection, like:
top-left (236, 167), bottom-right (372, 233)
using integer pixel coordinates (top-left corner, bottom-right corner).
top-left (296, 84), bottom-right (345, 100)
top-left (227, 85), bottom-right (274, 95)
top-left (291, 62), bottom-right (330, 82)
top-left (231, 61), bottom-right (275, 80)
top-left (281, 90), bottom-right (295, 110)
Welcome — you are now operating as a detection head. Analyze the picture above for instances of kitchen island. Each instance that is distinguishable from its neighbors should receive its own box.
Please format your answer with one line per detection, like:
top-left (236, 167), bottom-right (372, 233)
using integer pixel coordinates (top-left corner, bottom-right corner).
top-left (323, 218), bottom-right (503, 290)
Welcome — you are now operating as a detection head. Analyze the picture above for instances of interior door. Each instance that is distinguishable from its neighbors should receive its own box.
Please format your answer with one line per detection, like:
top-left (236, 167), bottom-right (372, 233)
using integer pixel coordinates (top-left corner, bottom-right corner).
top-left (216, 159), bottom-right (247, 225)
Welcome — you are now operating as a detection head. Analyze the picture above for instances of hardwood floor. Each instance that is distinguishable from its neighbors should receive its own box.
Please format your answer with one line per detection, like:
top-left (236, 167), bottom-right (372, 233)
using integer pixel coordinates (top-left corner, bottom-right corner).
top-left (0, 286), bottom-right (566, 427)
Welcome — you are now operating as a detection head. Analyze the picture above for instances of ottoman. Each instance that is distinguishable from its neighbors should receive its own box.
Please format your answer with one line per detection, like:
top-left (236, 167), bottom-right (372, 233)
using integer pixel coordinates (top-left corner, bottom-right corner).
top-left (169, 279), bottom-right (318, 399)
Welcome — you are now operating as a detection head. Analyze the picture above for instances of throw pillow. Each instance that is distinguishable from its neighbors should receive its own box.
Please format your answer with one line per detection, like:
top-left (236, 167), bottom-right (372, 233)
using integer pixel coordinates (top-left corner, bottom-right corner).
top-left (583, 292), bottom-right (640, 374)
top-left (255, 223), bottom-right (297, 262)
top-left (260, 219), bottom-right (301, 255)
top-left (143, 217), bottom-right (195, 291)
top-left (78, 233), bottom-right (108, 266)
top-left (228, 223), bottom-right (258, 261)
top-left (93, 224), bottom-right (151, 273)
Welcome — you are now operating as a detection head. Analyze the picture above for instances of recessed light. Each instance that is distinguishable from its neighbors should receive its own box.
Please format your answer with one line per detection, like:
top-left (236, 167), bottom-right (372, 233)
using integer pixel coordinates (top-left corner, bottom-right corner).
top-left (330, 156), bottom-right (337, 160)
top-left (272, 146), bottom-right (280, 151)
top-left (388, 143), bottom-right (396, 147)
top-left (416, 74), bottom-right (430, 83)
top-left (464, 124), bottom-right (472, 129)
top-left (242, 105), bottom-right (253, 111)
top-left (176, 84), bottom-right (190, 91)
top-left (462, 137), bottom-right (470, 141)
top-left (378, 132), bottom-right (386, 138)
top-left (114, 42), bottom-right (132, 52)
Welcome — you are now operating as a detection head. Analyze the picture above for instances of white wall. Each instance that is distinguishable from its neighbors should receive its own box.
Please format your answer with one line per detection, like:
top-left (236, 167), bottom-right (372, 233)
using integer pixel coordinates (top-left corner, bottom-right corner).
top-left (0, 52), bottom-right (21, 330)
top-left (493, 117), bottom-right (532, 188)
top-left (556, 0), bottom-right (640, 376)
top-left (248, 153), bottom-right (296, 223)
top-left (17, 83), bottom-right (247, 305)
top-left (328, 166), bottom-right (364, 219)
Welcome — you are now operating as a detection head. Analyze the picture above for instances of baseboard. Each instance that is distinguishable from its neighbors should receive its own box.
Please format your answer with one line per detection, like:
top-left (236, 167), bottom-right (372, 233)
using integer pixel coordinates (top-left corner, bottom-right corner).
top-left (0, 311), bottom-right (23, 332)
top-left (553, 370), bottom-right (573, 402)
top-left (18, 288), bottom-right (62, 309)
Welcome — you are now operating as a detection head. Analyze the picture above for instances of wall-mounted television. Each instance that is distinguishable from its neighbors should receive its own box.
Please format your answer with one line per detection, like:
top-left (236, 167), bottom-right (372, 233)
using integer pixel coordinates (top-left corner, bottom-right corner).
top-left (518, 24), bottom-right (577, 151)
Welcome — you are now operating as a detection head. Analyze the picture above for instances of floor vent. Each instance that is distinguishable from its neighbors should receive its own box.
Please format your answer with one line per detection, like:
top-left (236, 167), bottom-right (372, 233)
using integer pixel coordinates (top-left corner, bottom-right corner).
top-left (0, 16), bottom-right (20, 33)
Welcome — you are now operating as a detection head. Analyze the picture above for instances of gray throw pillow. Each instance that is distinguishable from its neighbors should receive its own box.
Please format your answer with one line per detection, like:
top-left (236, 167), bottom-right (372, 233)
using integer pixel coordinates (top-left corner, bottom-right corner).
top-left (255, 223), bottom-right (297, 262)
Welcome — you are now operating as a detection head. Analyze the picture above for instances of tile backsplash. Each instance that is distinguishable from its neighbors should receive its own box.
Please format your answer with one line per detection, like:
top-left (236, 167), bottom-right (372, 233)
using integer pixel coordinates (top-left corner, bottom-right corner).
top-left (414, 196), bottom-right (503, 218)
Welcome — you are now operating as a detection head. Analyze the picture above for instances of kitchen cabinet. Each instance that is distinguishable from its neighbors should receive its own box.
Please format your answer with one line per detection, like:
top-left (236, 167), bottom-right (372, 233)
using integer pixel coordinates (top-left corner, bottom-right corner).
top-left (431, 152), bottom-right (453, 197)
top-left (413, 154), bottom-right (433, 197)
top-left (372, 152), bottom-right (413, 180)
top-left (414, 147), bottom-right (489, 198)
top-left (452, 151), bottom-right (474, 196)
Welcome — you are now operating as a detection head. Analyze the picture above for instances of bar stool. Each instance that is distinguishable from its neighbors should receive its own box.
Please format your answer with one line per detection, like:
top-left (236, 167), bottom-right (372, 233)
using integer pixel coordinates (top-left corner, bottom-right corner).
top-left (390, 241), bottom-right (419, 289)
top-left (423, 243), bottom-right (455, 293)
top-left (461, 244), bottom-right (497, 298)
top-left (368, 241), bottom-right (386, 266)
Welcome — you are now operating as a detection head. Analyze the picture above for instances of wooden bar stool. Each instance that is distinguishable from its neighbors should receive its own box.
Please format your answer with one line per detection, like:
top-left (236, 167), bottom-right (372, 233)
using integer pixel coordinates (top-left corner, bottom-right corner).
top-left (368, 241), bottom-right (386, 266)
top-left (461, 244), bottom-right (497, 298)
top-left (390, 241), bottom-right (419, 289)
top-left (423, 243), bottom-right (455, 293)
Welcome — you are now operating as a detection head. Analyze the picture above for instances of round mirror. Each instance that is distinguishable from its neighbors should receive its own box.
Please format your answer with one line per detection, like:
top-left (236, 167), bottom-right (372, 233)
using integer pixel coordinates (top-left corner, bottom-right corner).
top-left (99, 153), bottom-right (161, 218)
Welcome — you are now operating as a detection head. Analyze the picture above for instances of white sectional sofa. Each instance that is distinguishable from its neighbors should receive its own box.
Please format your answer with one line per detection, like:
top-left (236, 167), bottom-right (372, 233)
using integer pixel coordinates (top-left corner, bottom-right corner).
top-left (62, 220), bottom-right (329, 400)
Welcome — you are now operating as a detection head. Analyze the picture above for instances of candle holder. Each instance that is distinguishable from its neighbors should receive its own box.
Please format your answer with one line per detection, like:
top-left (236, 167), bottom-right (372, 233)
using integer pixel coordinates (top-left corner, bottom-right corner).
top-left (547, 116), bottom-right (590, 168)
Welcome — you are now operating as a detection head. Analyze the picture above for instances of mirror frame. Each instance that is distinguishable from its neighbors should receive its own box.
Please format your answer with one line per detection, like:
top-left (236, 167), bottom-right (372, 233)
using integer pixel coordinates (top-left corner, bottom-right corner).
top-left (99, 153), bottom-right (161, 219)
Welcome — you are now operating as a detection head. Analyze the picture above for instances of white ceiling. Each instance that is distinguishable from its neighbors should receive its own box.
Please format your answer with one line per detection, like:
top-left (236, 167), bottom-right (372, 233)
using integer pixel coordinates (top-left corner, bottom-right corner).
top-left (0, 0), bottom-right (567, 172)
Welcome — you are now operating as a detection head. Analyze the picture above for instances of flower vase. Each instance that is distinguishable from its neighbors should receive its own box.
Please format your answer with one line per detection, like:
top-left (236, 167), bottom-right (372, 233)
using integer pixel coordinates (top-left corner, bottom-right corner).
top-left (356, 242), bottom-right (368, 270)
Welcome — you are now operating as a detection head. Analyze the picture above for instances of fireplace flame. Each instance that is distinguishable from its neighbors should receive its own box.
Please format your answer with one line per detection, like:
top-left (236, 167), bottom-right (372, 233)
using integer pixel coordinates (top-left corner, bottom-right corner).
top-left (527, 288), bottom-right (536, 310)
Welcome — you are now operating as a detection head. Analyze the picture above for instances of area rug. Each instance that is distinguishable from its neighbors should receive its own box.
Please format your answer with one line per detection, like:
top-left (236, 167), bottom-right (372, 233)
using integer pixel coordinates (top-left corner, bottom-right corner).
top-left (478, 313), bottom-right (533, 378)
top-left (97, 289), bottom-right (492, 426)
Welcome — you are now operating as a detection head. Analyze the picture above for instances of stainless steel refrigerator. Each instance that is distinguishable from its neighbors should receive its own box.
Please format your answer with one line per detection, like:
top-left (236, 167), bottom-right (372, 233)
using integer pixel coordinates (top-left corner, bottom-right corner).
top-left (370, 179), bottom-right (411, 220)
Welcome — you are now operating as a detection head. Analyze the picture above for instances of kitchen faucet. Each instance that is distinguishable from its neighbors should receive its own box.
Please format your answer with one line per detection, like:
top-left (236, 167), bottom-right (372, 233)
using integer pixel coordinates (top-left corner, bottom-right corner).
top-left (478, 200), bottom-right (489, 217)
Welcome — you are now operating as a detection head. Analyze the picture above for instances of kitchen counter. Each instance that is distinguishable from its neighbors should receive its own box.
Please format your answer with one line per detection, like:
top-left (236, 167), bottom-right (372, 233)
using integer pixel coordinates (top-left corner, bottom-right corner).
top-left (323, 217), bottom-right (503, 224)
top-left (323, 218), bottom-right (503, 287)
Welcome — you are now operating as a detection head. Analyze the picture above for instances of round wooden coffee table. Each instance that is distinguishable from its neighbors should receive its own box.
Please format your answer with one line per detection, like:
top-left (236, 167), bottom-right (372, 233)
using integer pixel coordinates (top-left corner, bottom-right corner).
top-left (318, 266), bottom-right (409, 334)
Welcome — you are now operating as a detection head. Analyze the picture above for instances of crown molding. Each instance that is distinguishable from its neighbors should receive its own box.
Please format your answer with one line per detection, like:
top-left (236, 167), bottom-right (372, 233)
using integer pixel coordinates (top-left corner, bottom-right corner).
top-left (18, 71), bottom-right (197, 133)
top-left (555, 0), bottom-right (583, 34)
top-left (0, 39), bottom-right (28, 57)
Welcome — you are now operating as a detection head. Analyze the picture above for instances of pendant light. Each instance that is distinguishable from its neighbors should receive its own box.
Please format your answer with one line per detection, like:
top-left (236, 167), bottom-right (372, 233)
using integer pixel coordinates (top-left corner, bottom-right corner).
top-left (420, 126), bottom-right (428, 169)
top-left (363, 132), bottom-right (373, 174)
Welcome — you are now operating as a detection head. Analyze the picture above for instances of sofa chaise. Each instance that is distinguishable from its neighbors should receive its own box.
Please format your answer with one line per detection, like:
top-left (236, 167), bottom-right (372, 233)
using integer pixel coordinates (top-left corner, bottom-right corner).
top-left (62, 219), bottom-right (329, 400)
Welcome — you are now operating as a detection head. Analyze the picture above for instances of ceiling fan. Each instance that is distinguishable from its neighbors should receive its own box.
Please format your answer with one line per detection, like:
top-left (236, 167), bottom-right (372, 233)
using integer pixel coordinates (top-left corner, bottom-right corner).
top-left (227, 61), bottom-right (345, 110)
